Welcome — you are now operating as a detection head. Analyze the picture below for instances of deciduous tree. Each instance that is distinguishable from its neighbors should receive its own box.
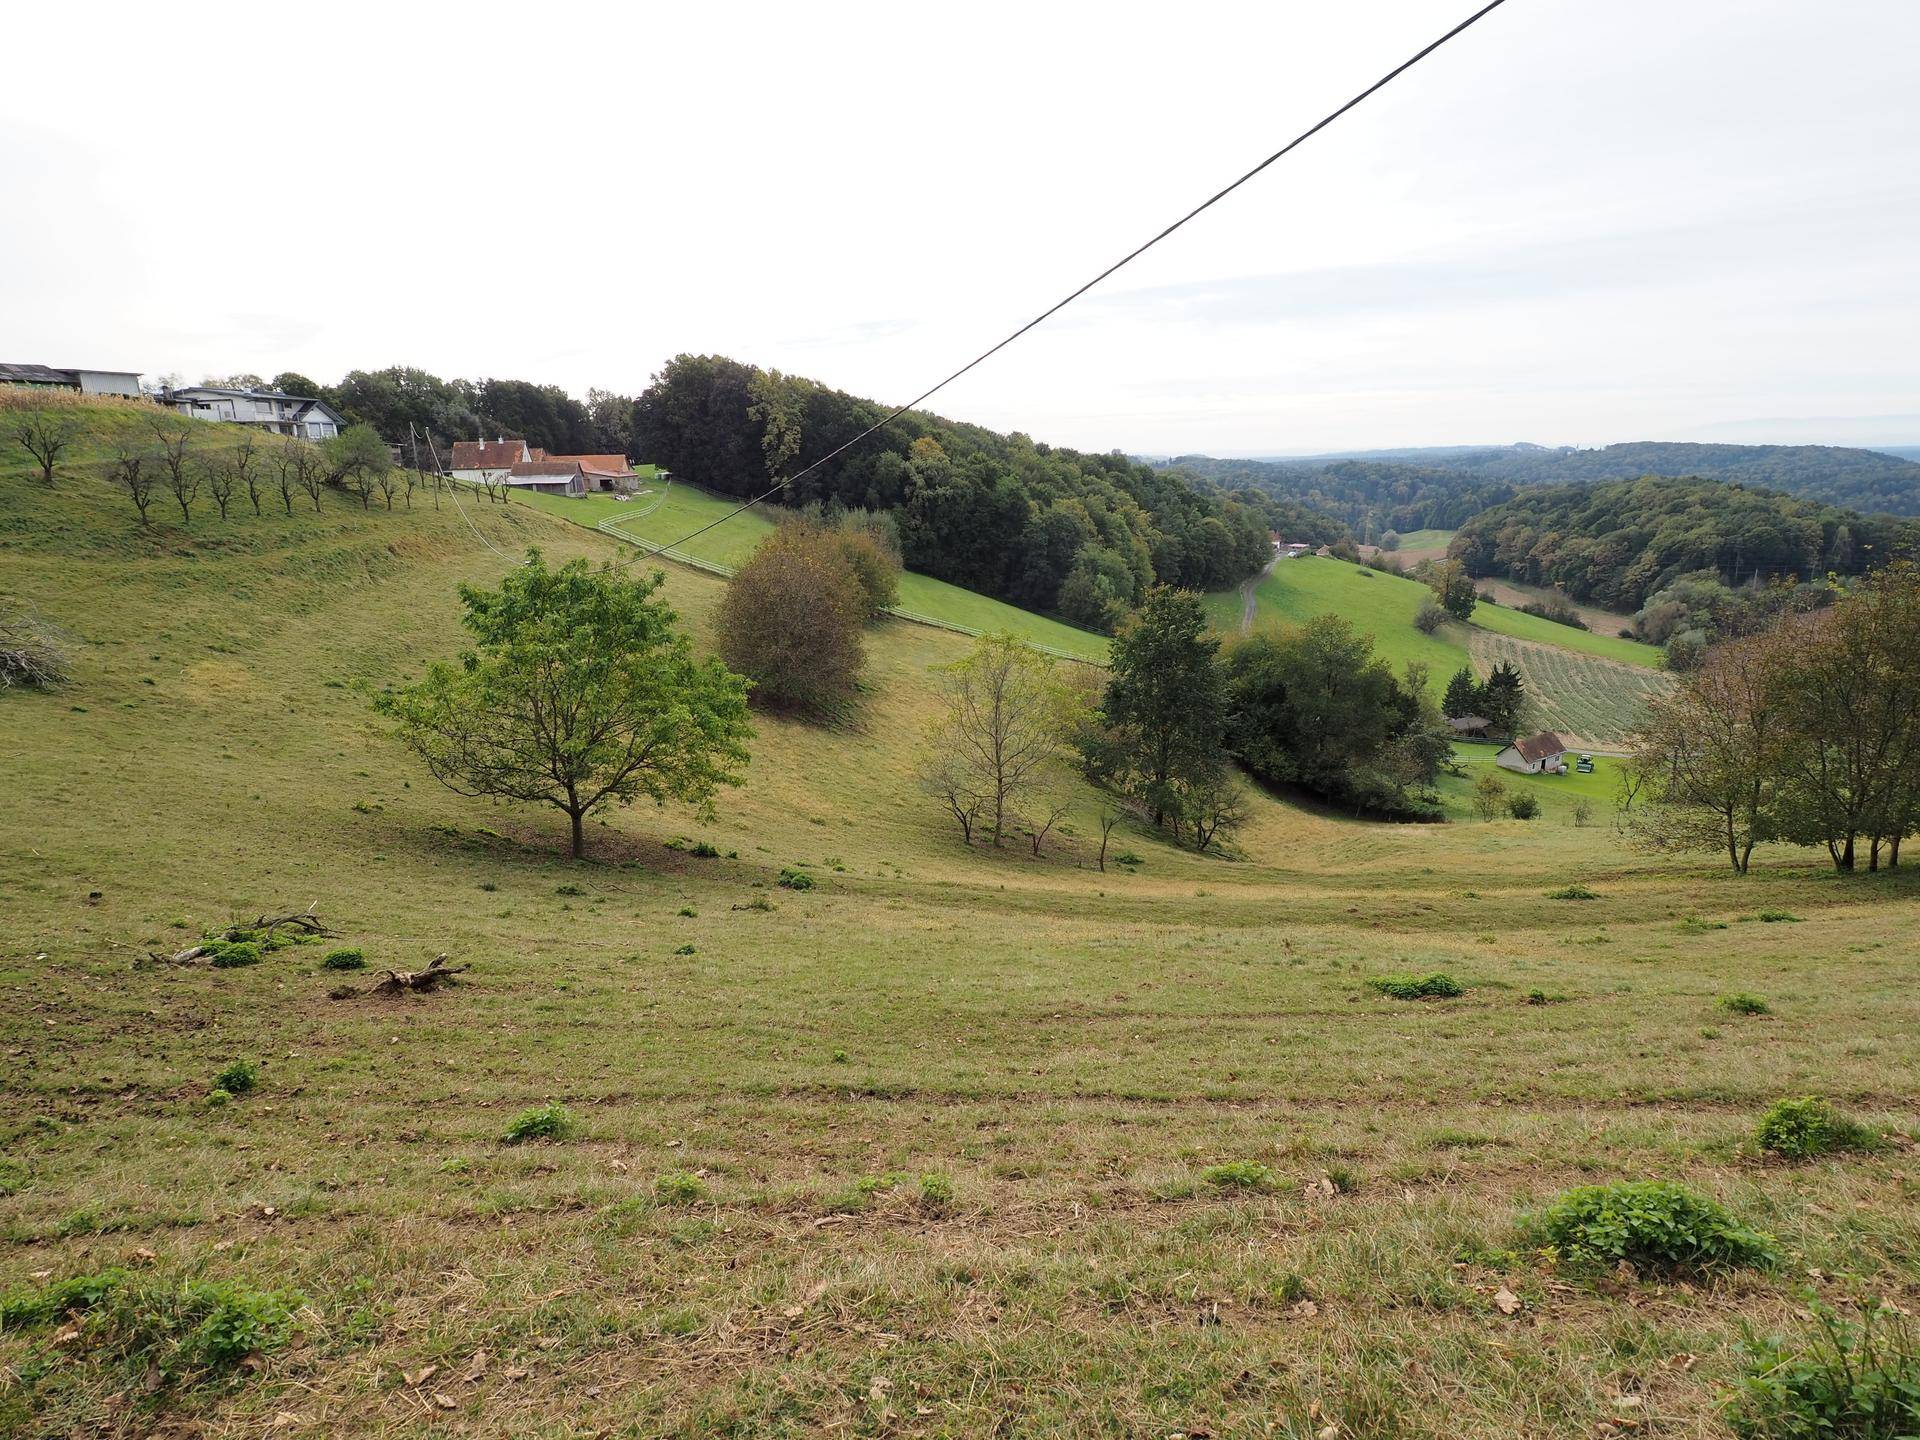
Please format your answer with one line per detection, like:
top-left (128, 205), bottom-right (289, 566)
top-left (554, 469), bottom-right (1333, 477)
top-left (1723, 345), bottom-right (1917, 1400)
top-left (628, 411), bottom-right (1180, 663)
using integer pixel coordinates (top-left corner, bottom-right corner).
top-left (10, 410), bottom-right (77, 486)
top-left (377, 552), bottom-right (752, 859)
top-left (717, 523), bottom-right (869, 717)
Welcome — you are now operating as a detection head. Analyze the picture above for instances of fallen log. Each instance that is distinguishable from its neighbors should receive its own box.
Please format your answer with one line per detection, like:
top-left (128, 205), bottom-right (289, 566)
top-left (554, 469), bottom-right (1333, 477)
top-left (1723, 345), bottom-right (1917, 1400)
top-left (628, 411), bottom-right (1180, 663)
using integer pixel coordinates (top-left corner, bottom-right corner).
top-left (331, 953), bottom-right (469, 999)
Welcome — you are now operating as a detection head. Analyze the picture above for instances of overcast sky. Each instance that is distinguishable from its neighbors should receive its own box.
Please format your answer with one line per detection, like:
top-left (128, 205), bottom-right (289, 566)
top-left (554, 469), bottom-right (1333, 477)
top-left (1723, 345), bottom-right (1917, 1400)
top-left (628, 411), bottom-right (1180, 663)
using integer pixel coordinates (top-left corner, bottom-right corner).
top-left (5, 1), bottom-right (1917, 454)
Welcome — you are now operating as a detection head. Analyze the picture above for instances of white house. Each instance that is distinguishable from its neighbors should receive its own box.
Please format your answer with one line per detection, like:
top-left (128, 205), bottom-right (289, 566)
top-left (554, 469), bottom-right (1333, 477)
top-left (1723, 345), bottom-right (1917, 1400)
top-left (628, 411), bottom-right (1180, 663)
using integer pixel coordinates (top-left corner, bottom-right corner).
top-left (0, 362), bottom-right (143, 396)
top-left (164, 385), bottom-right (344, 441)
top-left (1495, 731), bottom-right (1569, 775)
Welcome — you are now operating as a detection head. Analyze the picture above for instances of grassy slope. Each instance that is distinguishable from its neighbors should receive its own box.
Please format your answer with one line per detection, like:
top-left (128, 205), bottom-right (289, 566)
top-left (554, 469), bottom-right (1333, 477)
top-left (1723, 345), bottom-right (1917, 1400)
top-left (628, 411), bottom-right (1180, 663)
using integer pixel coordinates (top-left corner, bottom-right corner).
top-left (515, 483), bottom-right (1111, 663)
top-left (1206, 557), bottom-right (1669, 744)
top-left (3, 401), bottom-right (1919, 1438)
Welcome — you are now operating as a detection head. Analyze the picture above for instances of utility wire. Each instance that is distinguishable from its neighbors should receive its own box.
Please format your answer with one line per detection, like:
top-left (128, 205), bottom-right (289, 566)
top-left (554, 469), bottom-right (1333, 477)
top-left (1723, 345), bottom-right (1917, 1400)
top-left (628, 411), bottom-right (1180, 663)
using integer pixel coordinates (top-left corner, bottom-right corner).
top-left (659, 0), bottom-right (1511, 554)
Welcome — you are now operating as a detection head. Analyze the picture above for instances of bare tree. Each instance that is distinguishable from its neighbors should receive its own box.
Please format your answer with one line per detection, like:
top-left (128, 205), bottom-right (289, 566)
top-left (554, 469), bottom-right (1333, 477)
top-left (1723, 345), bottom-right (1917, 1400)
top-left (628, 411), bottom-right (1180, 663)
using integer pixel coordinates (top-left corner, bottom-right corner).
top-left (1185, 773), bottom-right (1250, 854)
top-left (291, 443), bottom-right (327, 512)
top-left (919, 754), bottom-right (987, 846)
top-left (373, 467), bottom-right (402, 510)
top-left (232, 434), bottom-right (263, 516)
top-left (401, 467), bottom-right (420, 510)
top-left (269, 443), bottom-right (299, 516)
top-left (1096, 807), bottom-right (1122, 872)
top-left (206, 453), bottom-right (238, 520)
top-left (148, 416), bottom-right (199, 524)
top-left (108, 444), bottom-right (157, 526)
top-left (11, 410), bottom-right (78, 486)
top-left (923, 633), bottom-right (1087, 849)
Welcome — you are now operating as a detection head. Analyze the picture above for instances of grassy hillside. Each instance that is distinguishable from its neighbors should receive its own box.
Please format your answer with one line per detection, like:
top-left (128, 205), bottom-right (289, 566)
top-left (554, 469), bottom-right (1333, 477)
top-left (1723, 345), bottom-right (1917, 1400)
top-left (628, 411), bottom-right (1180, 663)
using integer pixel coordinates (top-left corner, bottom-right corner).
top-left (1205, 556), bottom-right (1670, 745)
top-left (515, 482), bottom-right (1112, 662)
top-left (3, 399), bottom-right (1919, 1439)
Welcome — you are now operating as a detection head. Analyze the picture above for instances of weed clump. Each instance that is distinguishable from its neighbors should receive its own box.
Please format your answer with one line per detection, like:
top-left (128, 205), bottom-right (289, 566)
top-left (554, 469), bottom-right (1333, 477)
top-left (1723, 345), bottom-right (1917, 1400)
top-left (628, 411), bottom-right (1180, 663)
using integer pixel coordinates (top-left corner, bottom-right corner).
top-left (1721, 992), bottom-right (1772, 1016)
top-left (502, 1103), bottom-right (576, 1144)
top-left (1525, 1179), bottom-right (1778, 1273)
top-left (1507, 792), bottom-right (1541, 820)
top-left (0, 1269), bottom-right (301, 1383)
top-left (1201, 1160), bottom-right (1278, 1191)
top-left (655, 1170), bottom-right (706, 1205)
top-left (1726, 1300), bottom-right (1920, 1438)
top-left (777, 867), bottom-right (815, 891)
top-left (1547, 884), bottom-right (1600, 901)
top-left (1754, 1097), bottom-right (1877, 1160)
top-left (917, 1172), bottom-right (955, 1211)
top-left (213, 1059), bottom-right (257, 1095)
top-left (204, 939), bottom-right (261, 969)
top-left (1754, 910), bottom-right (1802, 924)
top-left (320, 947), bottom-right (365, 971)
top-left (1366, 972), bottom-right (1465, 1000)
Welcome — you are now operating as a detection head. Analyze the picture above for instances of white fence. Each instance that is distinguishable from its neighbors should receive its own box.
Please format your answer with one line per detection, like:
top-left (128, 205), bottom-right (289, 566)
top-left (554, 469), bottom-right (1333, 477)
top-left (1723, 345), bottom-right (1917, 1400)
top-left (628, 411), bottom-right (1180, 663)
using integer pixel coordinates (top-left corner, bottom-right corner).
top-left (594, 515), bottom-right (1102, 665)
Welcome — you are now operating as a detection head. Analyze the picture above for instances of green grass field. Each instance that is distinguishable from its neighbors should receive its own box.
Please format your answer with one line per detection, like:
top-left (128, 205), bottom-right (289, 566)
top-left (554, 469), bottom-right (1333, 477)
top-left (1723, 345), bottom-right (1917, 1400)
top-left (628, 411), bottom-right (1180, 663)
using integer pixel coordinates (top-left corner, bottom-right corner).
top-left (1207, 557), bottom-right (1670, 744)
top-left (514, 482), bottom-right (1111, 663)
top-left (4, 398), bottom-right (1918, 1439)
top-left (1391, 527), bottom-right (1454, 550)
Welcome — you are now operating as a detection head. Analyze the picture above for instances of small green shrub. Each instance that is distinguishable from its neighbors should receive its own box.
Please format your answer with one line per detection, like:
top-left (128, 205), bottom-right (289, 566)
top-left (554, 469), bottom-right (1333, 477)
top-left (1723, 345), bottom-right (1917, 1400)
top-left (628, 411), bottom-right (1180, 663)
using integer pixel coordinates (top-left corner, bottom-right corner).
top-left (502, 1103), bottom-right (576, 1144)
top-left (1754, 1097), bottom-right (1877, 1160)
top-left (1726, 1301), bottom-right (1920, 1438)
top-left (1525, 1180), bottom-right (1778, 1273)
top-left (677, 906), bottom-right (697, 917)
top-left (554, 883), bottom-right (585, 897)
top-left (673, 943), bottom-right (697, 955)
top-left (205, 939), bottom-right (262, 969)
top-left (654, 1170), bottom-right (706, 1205)
top-left (777, 867), bottom-right (815, 891)
top-left (1507, 792), bottom-right (1541, 821)
top-left (1679, 916), bottom-right (1729, 933)
top-left (171, 1279), bottom-right (303, 1371)
top-left (213, 1059), bottom-right (257, 1095)
top-left (1113, 850), bottom-right (1143, 867)
top-left (1721, 992), bottom-right (1772, 1016)
top-left (0, 1271), bottom-right (300, 1381)
top-left (205, 1088), bottom-right (232, 1107)
top-left (320, 947), bottom-right (365, 971)
top-left (1547, 884), bottom-right (1599, 901)
top-left (1367, 972), bottom-right (1465, 1000)
top-left (917, 1172), bottom-right (956, 1210)
top-left (1201, 1160), bottom-right (1278, 1191)
top-left (689, 841), bottom-right (720, 859)
top-left (1754, 910), bottom-right (1802, 924)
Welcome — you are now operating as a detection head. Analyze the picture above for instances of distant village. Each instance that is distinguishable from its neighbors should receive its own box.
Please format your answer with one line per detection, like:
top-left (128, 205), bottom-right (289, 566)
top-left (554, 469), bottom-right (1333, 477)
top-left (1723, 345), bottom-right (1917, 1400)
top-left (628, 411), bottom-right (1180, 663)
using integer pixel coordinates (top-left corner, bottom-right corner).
top-left (0, 362), bottom-right (640, 499)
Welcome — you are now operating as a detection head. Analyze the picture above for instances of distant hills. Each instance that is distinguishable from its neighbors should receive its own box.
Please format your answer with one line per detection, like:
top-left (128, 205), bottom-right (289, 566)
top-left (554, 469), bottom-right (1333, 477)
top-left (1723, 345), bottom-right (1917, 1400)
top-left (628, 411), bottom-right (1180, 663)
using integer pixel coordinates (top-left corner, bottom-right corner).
top-left (1161, 441), bottom-right (1920, 529)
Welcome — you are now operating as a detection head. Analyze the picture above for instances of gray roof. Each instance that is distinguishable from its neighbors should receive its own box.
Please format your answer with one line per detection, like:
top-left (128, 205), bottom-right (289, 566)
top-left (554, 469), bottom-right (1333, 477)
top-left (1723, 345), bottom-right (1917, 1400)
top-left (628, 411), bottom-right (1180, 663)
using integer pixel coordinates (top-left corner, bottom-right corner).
top-left (1, 363), bottom-right (80, 384)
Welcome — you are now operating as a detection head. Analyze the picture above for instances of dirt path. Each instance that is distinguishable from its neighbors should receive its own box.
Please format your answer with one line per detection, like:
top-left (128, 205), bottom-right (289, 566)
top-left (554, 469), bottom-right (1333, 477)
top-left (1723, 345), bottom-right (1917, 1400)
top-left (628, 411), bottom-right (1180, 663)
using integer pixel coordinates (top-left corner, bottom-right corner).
top-left (1239, 555), bottom-right (1279, 634)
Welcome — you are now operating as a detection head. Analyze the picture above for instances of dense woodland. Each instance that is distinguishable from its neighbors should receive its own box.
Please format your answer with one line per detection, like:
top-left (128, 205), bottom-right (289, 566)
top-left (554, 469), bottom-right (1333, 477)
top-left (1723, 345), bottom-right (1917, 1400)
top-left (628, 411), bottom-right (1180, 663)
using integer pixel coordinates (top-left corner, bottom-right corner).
top-left (631, 355), bottom-right (1275, 629)
top-left (1449, 476), bottom-right (1919, 612)
top-left (1167, 439), bottom-right (1920, 525)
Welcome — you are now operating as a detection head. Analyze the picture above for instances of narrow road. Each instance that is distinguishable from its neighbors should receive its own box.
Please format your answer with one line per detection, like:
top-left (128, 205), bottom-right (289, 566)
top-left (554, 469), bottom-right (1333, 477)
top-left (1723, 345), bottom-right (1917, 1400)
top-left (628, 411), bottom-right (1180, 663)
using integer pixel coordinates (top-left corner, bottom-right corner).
top-left (1239, 554), bottom-right (1279, 634)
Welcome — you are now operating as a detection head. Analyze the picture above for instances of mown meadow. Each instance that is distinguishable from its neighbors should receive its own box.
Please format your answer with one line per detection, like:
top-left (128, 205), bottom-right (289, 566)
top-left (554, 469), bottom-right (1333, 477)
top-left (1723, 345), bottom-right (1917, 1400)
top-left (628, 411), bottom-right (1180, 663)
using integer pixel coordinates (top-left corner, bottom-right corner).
top-left (1, 401), bottom-right (1916, 1438)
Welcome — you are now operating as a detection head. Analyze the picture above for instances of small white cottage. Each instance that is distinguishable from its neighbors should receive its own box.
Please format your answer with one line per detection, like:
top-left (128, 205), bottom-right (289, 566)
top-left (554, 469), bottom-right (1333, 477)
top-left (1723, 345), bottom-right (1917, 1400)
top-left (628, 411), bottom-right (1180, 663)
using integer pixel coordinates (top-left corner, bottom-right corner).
top-left (1495, 731), bottom-right (1569, 775)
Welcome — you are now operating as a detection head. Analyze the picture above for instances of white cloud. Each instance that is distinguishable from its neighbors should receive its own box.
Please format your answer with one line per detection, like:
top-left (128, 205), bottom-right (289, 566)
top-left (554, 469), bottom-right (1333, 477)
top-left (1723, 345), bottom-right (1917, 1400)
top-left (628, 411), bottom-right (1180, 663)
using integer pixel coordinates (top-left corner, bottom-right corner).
top-left (3, 0), bottom-right (1916, 451)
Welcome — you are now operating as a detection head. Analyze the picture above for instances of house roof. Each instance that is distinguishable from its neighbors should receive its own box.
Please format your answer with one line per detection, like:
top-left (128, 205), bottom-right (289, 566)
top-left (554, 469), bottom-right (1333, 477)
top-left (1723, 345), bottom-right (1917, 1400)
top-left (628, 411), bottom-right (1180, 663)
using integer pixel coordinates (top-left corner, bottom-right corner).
top-left (552, 452), bottom-right (634, 476)
top-left (1504, 731), bottom-right (1567, 763)
top-left (508, 460), bottom-right (584, 478)
top-left (450, 439), bottom-right (530, 470)
top-left (1447, 715), bottom-right (1491, 730)
top-left (0, 363), bottom-right (81, 384)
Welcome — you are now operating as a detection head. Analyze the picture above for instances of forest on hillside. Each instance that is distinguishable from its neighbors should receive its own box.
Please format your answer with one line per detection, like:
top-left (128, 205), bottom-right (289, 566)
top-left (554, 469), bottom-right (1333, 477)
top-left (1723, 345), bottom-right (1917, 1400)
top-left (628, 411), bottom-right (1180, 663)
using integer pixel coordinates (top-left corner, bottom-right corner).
top-left (1166, 438), bottom-right (1920, 527)
top-left (1449, 475), bottom-right (1920, 612)
top-left (631, 355), bottom-right (1280, 629)
top-left (237, 360), bottom-right (1294, 632)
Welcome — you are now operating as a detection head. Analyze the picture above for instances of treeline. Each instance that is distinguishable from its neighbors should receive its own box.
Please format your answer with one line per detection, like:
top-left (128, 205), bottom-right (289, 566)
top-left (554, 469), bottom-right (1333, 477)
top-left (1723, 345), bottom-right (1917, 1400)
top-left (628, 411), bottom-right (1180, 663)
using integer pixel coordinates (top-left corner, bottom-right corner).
top-left (1166, 439), bottom-right (1920, 523)
top-left (633, 355), bottom-right (1275, 630)
top-left (1449, 476), bottom-right (1918, 613)
top-left (1627, 563), bottom-right (1920, 872)
top-left (228, 368), bottom-right (635, 460)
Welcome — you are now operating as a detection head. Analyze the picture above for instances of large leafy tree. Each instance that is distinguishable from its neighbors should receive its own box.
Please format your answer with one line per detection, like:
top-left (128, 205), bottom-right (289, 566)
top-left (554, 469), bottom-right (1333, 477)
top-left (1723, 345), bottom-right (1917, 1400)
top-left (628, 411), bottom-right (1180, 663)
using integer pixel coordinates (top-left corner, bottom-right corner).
top-left (1086, 588), bottom-right (1226, 829)
top-left (716, 523), bottom-right (870, 718)
top-left (378, 552), bottom-right (752, 859)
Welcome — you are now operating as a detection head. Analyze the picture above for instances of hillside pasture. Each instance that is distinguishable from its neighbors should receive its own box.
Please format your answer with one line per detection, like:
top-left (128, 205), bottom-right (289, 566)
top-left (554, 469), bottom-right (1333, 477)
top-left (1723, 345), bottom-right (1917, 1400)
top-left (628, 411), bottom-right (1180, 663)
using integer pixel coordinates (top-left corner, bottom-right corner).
top-left (514, 481), bottom-right (1112, 662)
top-left (2, 401), bottom-right (1917, 1439)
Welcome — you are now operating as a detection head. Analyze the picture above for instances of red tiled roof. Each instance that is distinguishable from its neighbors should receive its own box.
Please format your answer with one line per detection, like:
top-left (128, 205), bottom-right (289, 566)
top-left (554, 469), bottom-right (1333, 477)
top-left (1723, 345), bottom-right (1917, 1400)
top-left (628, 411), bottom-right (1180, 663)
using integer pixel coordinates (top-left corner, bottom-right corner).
top-left (1508, 731), bottom-right (1567, 762)
top-left (550, 452), bottom-right (633, 476)
top-left (450, 439), bottom-right (529, 469)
